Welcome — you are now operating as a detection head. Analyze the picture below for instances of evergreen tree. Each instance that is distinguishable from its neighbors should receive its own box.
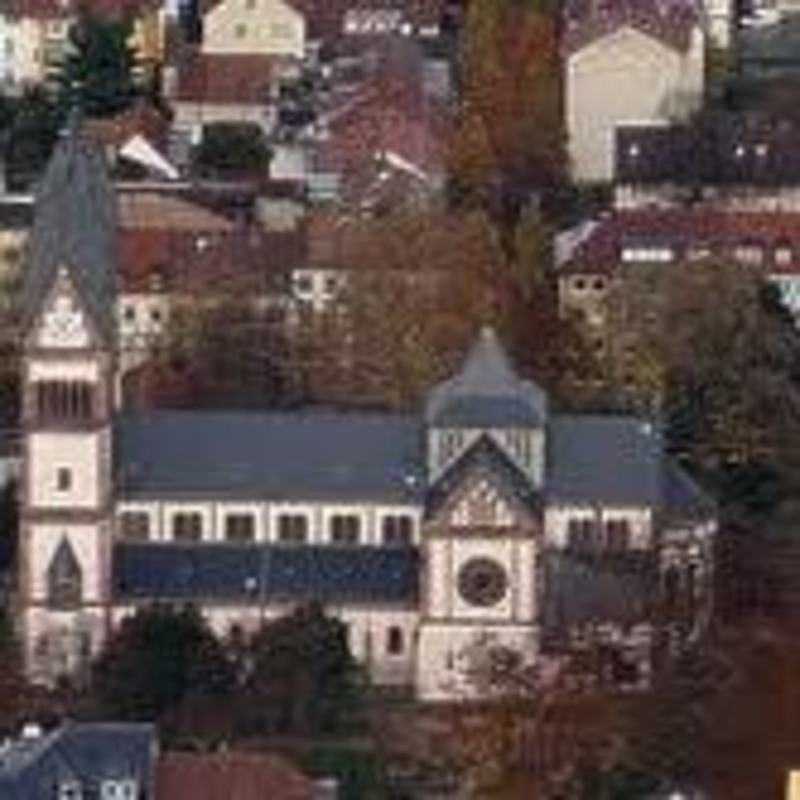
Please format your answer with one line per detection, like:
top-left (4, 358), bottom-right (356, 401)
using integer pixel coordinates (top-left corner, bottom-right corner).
top-left (91, 604), bottom-right (235, 721)
top-left (51, 11), bottom-right (141, 120)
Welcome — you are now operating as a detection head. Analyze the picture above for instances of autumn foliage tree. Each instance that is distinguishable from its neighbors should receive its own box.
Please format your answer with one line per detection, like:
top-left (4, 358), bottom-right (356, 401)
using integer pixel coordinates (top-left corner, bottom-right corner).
top-left (447, 0), bottom-right (565, 216)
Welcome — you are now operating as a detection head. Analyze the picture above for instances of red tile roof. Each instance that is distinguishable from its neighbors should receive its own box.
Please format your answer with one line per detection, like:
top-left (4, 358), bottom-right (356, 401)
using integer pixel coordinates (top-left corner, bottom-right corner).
top-left (82, 101), bottom-right (170, 150)
top-left (564, 209), bottom-right (800, 275)
top-left (155, 752), bottom-right (314, 800)
top-left (175, 53), bottom-right (275, 105)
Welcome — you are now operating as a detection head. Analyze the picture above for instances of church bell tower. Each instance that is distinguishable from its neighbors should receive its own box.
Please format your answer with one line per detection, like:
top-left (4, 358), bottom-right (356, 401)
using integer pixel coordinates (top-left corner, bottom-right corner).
top-left (18, 125), bottom-right (118, 684)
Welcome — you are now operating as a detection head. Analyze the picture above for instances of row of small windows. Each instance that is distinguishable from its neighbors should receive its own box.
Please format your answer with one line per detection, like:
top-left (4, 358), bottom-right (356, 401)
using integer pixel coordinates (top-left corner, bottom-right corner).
top-left (118, 511), bottom-right (415, 545)
top-left (567, 518), bottom-right (631, 552)
top-left (35, 381), bottom-right (94, 421)
top-left (617, 245), bottom-right (796, 266)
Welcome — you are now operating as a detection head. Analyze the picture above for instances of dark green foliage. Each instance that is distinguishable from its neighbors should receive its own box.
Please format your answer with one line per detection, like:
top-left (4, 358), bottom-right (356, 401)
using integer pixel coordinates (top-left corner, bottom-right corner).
top-left (246, 602), bottom-right (364, 736)
top-left (303, 745), bottom-right (387, 800)
top-left (51, 12), bottom-right (141, 120)
top-left (193, 122), bottom-right (272, 177)
top-left (91, 604), bottom-right (235, 721)
top-left (2, 88), bottom-right (60, 191)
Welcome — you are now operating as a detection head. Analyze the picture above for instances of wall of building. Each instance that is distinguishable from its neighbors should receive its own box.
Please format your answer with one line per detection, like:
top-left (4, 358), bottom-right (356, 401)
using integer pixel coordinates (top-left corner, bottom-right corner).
top-left (567, 26), bottom-right (704, 183)
top-left (202, 0), bottom-right (304, 58)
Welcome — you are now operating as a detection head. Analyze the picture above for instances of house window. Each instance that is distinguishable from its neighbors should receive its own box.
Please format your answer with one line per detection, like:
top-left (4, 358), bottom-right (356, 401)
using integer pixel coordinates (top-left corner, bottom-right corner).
top-left (56, 467), bottom-right (72, 492)
top-left (101, 780), bottom-right (138, 800)
top-left (775, 247), bottom-right (793, 266)
top-left (48, 538), bottom-right (82, 609)
top-left (567, 518), bottom-right (597, 552)
top-left (225, 513), bottom-right (255, 543)
top-left (270, 21), bottom-right (292, 37)
top-left (277, 513), bottom-right (307, 543)
top-left (150, 307), bottom-right (162, 323)
top-left (605, 519), bottom-right (631, 551)
top-left (592, 277), bottom-right (606, 291)
top-left (387, 626), bottom-right (404, 655)
top-left (245, 0), bottom-right (255, 7)
top-left (734, 245), bottom-right (763, 265)
top-left (382, 514), bottom-right (413, 545)
top-left (172, 512), bottom-right (203, 541)
top-left (35, 381), bottom-right (93, 422)
top-left (119, 511), bottom-right (150, 540)
top-left (294, 274), bottom-right (312, 294)
top-left (235, 23), bottom-right (247, 37)
top-left (664, 565), bottom-right (680, 610)
top-left (59, 782), bottom-right (83, 800)
top-left (572, 277), bottom-right (586, 291)
top-left (123, 305), bottom-right (135, 322)
top-left (330, 514), bottom-right (360, 544)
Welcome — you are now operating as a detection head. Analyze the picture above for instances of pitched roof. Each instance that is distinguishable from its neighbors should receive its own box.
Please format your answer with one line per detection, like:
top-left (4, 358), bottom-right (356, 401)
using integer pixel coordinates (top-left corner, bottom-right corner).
top-left (561, 0), bottom-right (702, 57)
top-left (82, 101), bottom-right (170, 151)
top-left (156, 752), bottom-right (313, 800)
top-left (616, 116), bottom-right (800, 186)
top-left (424, 327), bottom-right (548, 428)
top-left (541, 549), bottom-right (659, 634)
top-left (115, 410), bottom-right (425, 501)
top-left (21, 125), bottom-right (118, 343)
top-left (425, 433), bottom-right (541, 522)
top-left (546, 415), bottom-right (663, 505)
top-left (563, 210), bottom-right (800, 275)
top-left (0, 723), bottom-right (156, 799)
top-left (175, 53), bottom-right (275, 105)
top-left (114, 542), bottom-right (420, 604)
top-left (117, 191), bottom-right (235, 231)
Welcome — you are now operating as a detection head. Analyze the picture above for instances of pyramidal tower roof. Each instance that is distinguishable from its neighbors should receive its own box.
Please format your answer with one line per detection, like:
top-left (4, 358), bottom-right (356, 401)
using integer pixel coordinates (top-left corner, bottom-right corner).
top-left (424, 327), bottom-right (548, 428)
top-left (21, 116), bottom-right (118, 343)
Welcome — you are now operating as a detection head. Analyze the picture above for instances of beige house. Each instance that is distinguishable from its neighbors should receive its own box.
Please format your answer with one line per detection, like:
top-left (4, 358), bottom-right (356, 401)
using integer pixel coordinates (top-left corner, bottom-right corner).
top-left (201, 0), bottom-right (305, 59)
top-left (563, 0), bottom-right (705, 184)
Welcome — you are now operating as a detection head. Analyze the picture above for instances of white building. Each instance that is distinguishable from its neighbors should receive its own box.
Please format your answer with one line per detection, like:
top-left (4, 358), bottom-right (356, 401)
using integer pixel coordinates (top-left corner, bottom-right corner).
top-left (18, 130), bottom-right (716, 699)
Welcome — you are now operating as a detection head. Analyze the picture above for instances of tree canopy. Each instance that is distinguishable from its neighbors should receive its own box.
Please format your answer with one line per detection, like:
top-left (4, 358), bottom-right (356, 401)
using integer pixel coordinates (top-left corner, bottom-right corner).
top-left (91, 604), bottom-right (235, 721)
top-left (51, 11), bottom-right (141, 120)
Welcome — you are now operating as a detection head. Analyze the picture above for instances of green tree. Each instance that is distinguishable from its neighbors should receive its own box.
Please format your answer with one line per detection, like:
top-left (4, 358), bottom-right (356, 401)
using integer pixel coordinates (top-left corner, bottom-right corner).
top-left (245, 602), bottom-right (364, 736)
top-left (193, 122), bottom-right (272, 178)
top-left (0, 607), bottom-right (28, 732)
top-left (91, 604), bottom-right (235, 721)
top-left (51, 11), bottom-right (141, 120)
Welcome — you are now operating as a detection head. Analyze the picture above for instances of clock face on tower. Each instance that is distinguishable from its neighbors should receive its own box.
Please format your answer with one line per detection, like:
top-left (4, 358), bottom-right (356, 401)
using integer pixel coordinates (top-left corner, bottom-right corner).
top-left (457, 557), bottom-right (508, 607)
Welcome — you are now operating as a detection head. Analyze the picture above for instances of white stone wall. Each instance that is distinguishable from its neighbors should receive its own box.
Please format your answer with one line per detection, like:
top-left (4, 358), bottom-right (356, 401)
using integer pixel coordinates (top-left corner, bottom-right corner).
top-left (114, 498), bottom-right (424, 545)
top-left (543, 505), bottom-right (652, 549)
top-left (28, 431), bottom-right (106, 510)
top-left (27, 359), bottom-right (100, 383)
top-left (424, 538), bottom-right (537, 623)
top-left (27, 523), bottom-right (107, 604)
top-left (567, 26), bottom-right (704, 183)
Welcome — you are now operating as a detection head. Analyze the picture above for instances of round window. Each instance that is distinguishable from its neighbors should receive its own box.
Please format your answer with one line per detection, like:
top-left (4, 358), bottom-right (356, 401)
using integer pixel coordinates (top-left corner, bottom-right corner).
top-left (457, 557), bottom-right (507, 607)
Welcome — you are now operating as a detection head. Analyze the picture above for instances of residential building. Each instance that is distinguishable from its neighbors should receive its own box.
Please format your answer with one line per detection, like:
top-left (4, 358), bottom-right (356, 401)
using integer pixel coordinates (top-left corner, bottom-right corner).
top-left (562, 0), bottom-right (705, 184)
top-left (0, 721), bottom-right (157, 798)
top-left (19, 129), bottom-right (715, 699)
top-left (614, 115), bottom-right (800, 212)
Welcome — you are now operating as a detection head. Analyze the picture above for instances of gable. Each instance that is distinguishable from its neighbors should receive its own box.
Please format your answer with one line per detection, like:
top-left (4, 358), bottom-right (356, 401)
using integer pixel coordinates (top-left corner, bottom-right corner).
top-left (203, 0), bottom-right (304, 57)
top-left (30, 267), bottom-right (99, 351)
top-left (427, 446), bottom-right (540, 531)
top-left (569, 25), bottom-right (680, 75)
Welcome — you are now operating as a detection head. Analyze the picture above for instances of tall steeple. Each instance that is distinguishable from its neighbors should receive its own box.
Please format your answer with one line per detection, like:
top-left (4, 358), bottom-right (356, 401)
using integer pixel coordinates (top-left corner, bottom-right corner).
top-left (21, 114), bottom-right (118, 346)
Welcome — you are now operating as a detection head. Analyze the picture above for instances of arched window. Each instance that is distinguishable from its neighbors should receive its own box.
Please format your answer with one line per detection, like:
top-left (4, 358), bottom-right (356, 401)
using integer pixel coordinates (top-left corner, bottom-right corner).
top-left (386, 626), bottom-right (404, 656)
top-left (47, 537), bottom-right (82, 609)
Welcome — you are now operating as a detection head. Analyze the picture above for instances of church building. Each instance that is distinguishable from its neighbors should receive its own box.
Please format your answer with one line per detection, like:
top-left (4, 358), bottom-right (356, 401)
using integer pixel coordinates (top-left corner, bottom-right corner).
top-left (18, 131), bottom-right (715, 700)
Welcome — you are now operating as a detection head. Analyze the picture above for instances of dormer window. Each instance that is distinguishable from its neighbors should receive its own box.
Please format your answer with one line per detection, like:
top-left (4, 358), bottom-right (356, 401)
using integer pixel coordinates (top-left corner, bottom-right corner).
top-left (59, 781), bottom-right (83, 800)
top-left (101, 780), bottom-right (138, 800)
top-left (775, 246), bottom-right (793, 266)
top-left (734, 244), bottom-right (763, 265)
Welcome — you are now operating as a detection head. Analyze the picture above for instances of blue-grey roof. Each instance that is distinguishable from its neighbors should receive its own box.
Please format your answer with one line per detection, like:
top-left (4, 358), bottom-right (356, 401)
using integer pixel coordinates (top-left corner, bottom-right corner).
top-left (21, 125), bottom-right (118, 343)
top-left (113, 543), bottom-right (419, 604)
top-left (662, 457), bottom-right (714, 518)
top-left (115, 410), bottom-right (425, 501)
top-left (541, 550), bottom-right (658, 637)
top-left (426, 433), bottom-right (540, 521)
top-left (0, 723), bottom-right (156, 800)
top-left (546, 415), bottom-right (663, 506)
top-left (424, 327), bottom-right (548, 428)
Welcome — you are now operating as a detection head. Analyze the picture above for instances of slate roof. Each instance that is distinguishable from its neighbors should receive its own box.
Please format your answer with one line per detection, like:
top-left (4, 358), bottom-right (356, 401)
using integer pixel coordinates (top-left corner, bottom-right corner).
top-left (113, 543), bottom-right (419, 604)
top-left (662, 457), bottom-right (714, 519)
top-left (540, 549), bottom-right (659, 636)
top-left (21, 123), bottom-right (118, 343)
top-left (114, 410), bottom-right (425, 501)
top-left (425, 327), bottom-right (548, 428)
top-left (616, 116), bottom-right (800, 186)
top-left (425, 433), bottom-right (540, 521)
top-left (546, 416), bottom-right (663, 506)
top-left (0, 722), bottom-right (156, 800)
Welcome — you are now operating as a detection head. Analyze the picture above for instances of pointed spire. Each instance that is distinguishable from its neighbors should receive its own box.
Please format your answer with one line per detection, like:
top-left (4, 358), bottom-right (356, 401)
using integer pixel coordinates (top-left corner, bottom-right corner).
top-left (424, 326), bottom-right (548, 428)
